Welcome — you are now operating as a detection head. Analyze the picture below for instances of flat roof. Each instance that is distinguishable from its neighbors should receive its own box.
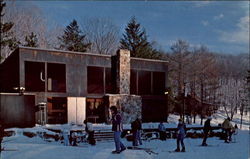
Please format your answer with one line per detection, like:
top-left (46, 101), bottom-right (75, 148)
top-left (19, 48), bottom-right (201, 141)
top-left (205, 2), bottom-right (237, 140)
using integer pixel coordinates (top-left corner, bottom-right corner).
top-left (19, 46), bottom-right (111, 58)
top-left (18, 46), bottom-right (168, 63)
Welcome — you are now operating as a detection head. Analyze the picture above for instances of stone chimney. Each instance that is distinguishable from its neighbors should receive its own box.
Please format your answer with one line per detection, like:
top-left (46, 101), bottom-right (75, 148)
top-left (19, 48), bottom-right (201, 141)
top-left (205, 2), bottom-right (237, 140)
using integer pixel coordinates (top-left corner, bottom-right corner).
top-left (106, 49), bottom-right (141, 124)
top-left (116, 49), bottom-right (130, 94)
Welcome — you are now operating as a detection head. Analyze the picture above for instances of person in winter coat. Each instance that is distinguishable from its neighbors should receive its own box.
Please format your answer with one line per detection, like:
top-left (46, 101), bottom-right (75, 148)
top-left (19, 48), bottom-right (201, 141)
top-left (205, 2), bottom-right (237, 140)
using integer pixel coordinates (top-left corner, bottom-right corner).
top-left (84, 120), bottom-right (96, 145)
top-left (202, 117), bottom-right (212, 146)
top-left (136, 118), bottom-right (142, 145)
top-left (110, 106), bottom-right (126, 154)
top-left (62, 128), bottom-right (70, 146)
top-left (175, 119), bottom-right (186, 152)
top-left (222, 117), bottom-right (234, 143)
top-left (131, 119), bottom-right (139, 146)
top-left (71, 131), bottom-right (78, 146)
top-left (158, 122), bottom-right (166, 140)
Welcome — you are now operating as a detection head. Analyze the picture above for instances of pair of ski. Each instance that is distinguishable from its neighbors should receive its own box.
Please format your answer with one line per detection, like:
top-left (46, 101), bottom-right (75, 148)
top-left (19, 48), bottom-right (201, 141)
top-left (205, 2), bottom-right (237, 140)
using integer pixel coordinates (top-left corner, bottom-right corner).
top-left (1, 148), bottom-right (18, 151)
top-left (127, 146), bottom-right (158, 155)
top-left (168, 150), bottom-right (185, 153)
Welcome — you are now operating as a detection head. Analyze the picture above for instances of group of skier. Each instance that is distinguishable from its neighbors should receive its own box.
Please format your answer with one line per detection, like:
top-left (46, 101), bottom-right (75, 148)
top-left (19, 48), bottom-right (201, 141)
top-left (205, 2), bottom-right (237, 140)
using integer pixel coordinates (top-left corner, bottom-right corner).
top-left (35, 105), bottom-right (237, 154)
top-left (109, 106), bottom-right (238, 154)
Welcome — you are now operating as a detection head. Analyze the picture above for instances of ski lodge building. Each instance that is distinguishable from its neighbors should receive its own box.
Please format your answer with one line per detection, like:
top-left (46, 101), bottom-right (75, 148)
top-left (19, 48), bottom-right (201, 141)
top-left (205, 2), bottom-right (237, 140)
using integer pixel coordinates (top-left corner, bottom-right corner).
top-left (0, 47), bottom-right (168, 127)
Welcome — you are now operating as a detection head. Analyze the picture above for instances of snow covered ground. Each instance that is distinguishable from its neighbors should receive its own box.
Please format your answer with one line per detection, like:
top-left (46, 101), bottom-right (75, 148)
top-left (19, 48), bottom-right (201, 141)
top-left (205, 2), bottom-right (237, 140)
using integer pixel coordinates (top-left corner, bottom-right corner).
top-left (1, 110), bottom-right (249, 159)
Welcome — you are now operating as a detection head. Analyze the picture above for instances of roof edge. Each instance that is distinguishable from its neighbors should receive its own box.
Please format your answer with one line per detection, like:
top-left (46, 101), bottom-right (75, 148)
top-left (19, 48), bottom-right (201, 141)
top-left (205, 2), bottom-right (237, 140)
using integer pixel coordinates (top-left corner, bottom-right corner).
top-left (18, 46), bottom-right (112, 58)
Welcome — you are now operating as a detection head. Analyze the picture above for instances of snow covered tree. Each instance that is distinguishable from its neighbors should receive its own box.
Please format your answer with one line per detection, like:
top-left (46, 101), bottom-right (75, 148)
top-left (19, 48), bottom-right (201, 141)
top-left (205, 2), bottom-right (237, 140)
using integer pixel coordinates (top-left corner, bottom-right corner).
top-left (23, 32), bottom-right (38, 47)
top-left (0, 0), bottom-right (19, 60)
top-left (58, 19), bottom-right (91, 52)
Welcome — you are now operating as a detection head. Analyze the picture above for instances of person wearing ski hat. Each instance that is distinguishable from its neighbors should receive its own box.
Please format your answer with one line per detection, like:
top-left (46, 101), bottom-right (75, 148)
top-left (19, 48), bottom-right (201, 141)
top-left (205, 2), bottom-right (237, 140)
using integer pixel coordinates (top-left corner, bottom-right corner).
top-left (175, 118), bottom-right (186, 152)
top-left (110, 106), bottom-right (126, 154)
top-left (222, 117), bottom-right (234, 143)
top-left (202, 116), bottom-right (212, 146)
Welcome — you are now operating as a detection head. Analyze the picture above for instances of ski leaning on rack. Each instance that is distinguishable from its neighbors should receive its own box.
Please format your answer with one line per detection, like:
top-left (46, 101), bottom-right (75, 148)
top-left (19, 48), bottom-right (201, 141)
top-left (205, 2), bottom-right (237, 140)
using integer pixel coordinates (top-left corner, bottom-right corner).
top-left (127, 146), bottom-right (158, 155)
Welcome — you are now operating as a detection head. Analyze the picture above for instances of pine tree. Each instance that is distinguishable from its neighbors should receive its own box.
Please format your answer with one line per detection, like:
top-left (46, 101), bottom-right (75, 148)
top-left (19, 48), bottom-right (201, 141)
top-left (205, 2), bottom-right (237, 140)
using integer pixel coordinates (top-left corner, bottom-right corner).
top-left (23, 32), bottom-right (38, 47)
top-left (0, 0), bottom-right (19, 59)
top-left (58, 19), bottom-right (91, 52)
top-left (120, 17), bottom-right (162, 59)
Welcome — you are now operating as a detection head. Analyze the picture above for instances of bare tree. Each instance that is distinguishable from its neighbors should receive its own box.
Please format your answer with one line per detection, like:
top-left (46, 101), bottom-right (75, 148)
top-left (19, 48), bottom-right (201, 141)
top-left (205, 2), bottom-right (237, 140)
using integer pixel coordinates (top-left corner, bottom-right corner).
top-left (184, 46), bottom-right (220, 124)
top-left (169, 39), bottom-right (191, 96)
top-left (165, 39), bottom-right (192, 120)
top-left (82, 17), bottom-right (119, 55)
top-left (2, 0), bottom-right (63, 59)
top-left (219, 78), bottom-right (243, 120)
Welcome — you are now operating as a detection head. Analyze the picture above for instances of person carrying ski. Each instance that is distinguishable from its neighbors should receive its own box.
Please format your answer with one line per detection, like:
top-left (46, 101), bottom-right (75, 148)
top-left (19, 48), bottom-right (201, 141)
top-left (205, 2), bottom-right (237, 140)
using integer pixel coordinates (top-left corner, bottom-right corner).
top-left (158, 121), bottom-right (166, 140)
top-left (175, 118), bottom-right (186, 152)
top-left (110, 106), bottom-right (126, 154)
top-left (84, 120), bottom-right (96, 145)
top-left (222, 117), bottom-right (234, 143)
top-left (202, 116), bottom-right (212, 146)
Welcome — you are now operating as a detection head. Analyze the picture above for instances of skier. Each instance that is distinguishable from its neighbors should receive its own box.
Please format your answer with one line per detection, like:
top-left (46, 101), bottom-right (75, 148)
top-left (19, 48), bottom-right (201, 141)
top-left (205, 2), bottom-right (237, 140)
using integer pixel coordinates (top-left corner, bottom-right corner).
top-left (110, 106), bottom-right (126, 154)
top-left (222, 117), bottom-right (234, 143)
top-left (131, 119), bottom-right (139, 146)
top-left (175, 119), bottom-right (186, 152)
top-left (136, 118), bottom-right (142, 145)
top-left (71, 131), bottom-right (78, 146)
top-left (202, 116), bottom-right (212, 146)
top-left (84, 120), bottom-right (96, 145)
top-left (158, 121), bottom-right (166, 140)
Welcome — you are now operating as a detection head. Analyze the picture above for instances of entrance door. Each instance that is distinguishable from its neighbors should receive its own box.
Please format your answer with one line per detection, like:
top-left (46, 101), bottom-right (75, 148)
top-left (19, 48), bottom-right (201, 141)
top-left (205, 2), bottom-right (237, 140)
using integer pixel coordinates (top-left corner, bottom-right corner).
top-left (67, 97), bottom-right (86, 125)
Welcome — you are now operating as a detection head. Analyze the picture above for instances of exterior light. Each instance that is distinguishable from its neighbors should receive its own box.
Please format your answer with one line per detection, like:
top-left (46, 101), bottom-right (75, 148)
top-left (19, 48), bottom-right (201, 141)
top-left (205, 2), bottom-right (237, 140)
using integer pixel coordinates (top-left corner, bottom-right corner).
top-left (13, 87), bottom-right (25, 95)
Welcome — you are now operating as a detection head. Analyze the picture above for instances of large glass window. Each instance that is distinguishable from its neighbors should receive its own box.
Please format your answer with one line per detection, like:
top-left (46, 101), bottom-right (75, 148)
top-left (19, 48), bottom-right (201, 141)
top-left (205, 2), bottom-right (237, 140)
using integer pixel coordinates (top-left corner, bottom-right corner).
top-left (87, 66), bottom-right (104, 94)
top-left (47, 97), bottom-right (67, 124)
top-left (25, 61), bottom-right (45, 91)
top-left (130, 69), bottom-right (137, 94)
top-left (105, 67), bottom-right (114, 94)
top-left (47, 63), bottom-right (66, 92)
top-left (86, 98), bottom-right (106, 123)
top-left (138, 70), bottom-right (151, 95)
top-left (153, 72), bottom-right (165, 95)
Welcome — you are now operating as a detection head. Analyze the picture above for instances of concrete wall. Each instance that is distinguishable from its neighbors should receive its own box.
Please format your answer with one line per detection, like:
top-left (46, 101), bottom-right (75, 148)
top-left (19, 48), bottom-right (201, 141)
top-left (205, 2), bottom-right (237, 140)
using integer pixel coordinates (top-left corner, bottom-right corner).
top-left (0, 93), bottom-right (35, 128)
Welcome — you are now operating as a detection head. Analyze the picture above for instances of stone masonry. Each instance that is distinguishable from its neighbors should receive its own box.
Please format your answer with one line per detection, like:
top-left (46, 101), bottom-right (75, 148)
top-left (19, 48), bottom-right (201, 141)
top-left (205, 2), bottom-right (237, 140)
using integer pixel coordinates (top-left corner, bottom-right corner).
top-left (106, 49), bottom-right (142, 124)
top-left (106, 94), bottom-right (142, 124)
top-left (116, 49), bottom-right (130, 94)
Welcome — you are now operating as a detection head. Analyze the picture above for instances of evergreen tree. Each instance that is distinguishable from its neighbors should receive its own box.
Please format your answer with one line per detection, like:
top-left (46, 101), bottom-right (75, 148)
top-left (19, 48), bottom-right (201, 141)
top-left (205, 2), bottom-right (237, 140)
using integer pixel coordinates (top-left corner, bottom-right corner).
top-left (23, 32), bottom-right (38, 47)
top-left (0, 0), bottom-right (19, 59)
top-left (120, 17), bottom-right (162, 59)
top-left (58, 19), bottom-right (91, 52)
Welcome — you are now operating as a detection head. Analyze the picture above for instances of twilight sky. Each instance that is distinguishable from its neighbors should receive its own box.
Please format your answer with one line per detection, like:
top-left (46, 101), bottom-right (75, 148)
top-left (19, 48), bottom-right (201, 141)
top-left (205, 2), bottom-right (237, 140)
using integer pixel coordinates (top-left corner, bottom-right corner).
top-left (16, 1), bottom-right (250, 54)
